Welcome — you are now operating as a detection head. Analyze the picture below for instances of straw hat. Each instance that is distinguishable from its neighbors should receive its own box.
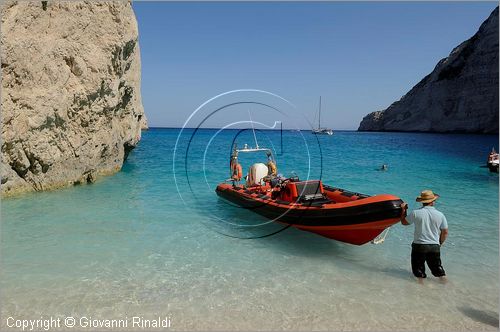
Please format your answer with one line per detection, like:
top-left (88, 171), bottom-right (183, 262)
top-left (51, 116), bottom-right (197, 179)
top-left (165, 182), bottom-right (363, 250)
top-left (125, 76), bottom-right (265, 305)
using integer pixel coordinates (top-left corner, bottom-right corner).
top-left (416, 190), bottom-right (439, 203)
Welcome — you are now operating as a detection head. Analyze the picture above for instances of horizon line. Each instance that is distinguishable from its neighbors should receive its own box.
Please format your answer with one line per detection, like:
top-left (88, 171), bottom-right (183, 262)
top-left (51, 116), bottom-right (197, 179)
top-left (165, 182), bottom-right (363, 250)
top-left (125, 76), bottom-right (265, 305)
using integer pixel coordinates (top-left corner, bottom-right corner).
top-left (142, 127), bottom-right (499, 135)
top-left (145, 126), bottom-right (357, 130)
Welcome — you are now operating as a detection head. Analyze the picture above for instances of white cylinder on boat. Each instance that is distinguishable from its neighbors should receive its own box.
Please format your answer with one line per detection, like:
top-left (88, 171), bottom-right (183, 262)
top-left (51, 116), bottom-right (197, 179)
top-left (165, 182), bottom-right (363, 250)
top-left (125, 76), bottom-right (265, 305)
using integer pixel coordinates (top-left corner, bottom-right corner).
top-left (247, 163), bottom-right (268, 186)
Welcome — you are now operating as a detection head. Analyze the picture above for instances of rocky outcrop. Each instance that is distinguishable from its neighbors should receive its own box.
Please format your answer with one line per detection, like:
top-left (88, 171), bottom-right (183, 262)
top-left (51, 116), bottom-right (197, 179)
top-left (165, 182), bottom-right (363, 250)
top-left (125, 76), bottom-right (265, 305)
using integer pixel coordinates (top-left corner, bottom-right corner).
top-left (358, 7), bottom-right (498, 134)
top-left (1, 1), bottom-right (147, 196)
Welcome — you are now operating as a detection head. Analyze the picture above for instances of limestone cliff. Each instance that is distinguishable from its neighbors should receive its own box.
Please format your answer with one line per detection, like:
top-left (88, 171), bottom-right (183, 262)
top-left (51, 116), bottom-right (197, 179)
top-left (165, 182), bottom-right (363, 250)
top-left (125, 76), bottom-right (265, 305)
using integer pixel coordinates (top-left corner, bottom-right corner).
top-left (358, 7), bottom-right (498, 134)
top-left (1, 1), bottom-right (147, 196)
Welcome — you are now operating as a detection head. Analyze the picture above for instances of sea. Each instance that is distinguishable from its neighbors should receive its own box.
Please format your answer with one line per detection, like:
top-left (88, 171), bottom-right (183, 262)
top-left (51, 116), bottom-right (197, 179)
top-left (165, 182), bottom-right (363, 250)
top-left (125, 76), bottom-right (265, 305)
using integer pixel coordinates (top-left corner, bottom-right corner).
top-left (1, 128), bottom-right (498, 331)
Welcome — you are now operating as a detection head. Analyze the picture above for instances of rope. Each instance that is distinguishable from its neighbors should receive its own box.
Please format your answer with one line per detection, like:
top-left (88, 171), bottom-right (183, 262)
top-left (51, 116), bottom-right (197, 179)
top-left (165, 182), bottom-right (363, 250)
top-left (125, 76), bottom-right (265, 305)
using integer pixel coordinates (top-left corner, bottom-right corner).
top-left (371, 227), bottom-right (391, 245)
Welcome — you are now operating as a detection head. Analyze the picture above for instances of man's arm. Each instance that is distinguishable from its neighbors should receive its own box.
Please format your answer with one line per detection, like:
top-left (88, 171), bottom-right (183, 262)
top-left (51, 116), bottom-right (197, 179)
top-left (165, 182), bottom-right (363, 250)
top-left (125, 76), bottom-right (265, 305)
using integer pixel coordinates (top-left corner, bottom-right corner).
top-left (400, 203), bottom-right (410, 225)
top-left (439, 228), bottom-right (448, 246)
top-left (439, 214), bottom-right (449, 246)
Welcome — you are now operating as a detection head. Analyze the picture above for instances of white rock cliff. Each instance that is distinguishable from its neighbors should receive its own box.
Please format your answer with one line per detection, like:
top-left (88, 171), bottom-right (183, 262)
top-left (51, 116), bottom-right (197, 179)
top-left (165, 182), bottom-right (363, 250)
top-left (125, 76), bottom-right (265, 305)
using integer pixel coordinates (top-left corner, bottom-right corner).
top-left (359, 7), bottom-right (499, 134)
top-left (1, 1), bottom-right (147, 196)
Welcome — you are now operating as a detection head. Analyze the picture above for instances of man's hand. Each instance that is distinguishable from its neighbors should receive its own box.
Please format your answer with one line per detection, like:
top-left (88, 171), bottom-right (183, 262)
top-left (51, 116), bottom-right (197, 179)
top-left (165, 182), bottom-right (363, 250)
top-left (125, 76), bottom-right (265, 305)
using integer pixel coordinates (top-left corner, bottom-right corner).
top-left (400, 202), bottom-right (410, 225)
top-left (400, 203), bottom-right (408, 216)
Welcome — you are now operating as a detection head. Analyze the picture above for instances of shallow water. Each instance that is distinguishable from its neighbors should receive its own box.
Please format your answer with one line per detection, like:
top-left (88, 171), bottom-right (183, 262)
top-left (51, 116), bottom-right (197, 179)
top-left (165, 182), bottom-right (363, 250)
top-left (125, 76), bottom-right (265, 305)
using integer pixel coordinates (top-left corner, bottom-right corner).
top-left (1, 129), bottom-right (498, 330)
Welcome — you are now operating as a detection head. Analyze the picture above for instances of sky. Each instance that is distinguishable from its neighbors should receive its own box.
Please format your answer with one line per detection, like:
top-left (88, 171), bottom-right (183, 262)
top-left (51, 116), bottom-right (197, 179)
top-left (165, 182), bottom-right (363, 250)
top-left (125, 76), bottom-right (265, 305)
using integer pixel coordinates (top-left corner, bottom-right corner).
top-left (133, 1), bottom-right (498, 130)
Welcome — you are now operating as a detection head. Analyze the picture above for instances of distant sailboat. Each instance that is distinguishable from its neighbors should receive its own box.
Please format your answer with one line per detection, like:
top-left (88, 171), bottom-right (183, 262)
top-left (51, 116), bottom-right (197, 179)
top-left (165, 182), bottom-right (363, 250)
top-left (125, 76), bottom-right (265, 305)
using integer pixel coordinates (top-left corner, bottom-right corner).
top-left (312, 96), bottom-right (333, 135)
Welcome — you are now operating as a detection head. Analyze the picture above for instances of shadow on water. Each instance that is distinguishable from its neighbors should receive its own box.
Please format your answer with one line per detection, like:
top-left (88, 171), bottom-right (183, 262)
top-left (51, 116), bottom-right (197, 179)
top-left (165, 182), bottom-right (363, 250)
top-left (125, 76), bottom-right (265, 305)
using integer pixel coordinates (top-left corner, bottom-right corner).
top-left (210, 199), bottom-right (414, 282)
top-left (374, 267), bottom-right (413, 280)
top-left (199, 200), bottom-right (292, 239)
top-left (260, 227), bottom-right (346, 258)
top-left (458, 306), bottom-right (499, 327)
top-left (258, 226), bottom-right (415, 281)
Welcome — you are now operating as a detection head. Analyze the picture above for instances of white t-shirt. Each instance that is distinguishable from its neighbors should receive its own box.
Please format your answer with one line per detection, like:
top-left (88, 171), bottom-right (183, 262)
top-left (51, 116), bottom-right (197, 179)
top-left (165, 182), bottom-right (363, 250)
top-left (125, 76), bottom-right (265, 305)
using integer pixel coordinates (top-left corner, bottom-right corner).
top-left (407, 206), bottom-right (448, 245)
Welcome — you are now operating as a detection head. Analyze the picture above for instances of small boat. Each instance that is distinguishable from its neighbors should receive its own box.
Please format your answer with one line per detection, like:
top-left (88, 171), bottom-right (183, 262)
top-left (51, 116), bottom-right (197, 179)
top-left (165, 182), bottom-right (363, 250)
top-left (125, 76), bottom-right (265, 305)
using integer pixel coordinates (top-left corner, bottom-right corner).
top-left (487, 148), bottom-right (499, 173)
top-left (312, 128), bottom-right (334, 136)
top-left (312, 96), bottom-right (334, 135)
top-left (216, 144), bottom-right (403, 245)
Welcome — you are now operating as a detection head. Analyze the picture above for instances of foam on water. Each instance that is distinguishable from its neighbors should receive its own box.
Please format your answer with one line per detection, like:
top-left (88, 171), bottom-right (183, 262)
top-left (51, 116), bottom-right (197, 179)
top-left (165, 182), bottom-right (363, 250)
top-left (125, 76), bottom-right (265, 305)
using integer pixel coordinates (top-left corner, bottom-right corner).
top-left (1, 129), bottom-right (498, 330)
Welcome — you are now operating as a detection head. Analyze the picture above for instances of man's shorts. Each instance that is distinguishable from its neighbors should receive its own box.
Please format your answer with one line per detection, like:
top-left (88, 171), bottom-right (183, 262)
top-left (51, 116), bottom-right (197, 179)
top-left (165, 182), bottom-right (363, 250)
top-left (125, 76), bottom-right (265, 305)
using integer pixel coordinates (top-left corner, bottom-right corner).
top-left (411, 243), bottom-right (446, 278)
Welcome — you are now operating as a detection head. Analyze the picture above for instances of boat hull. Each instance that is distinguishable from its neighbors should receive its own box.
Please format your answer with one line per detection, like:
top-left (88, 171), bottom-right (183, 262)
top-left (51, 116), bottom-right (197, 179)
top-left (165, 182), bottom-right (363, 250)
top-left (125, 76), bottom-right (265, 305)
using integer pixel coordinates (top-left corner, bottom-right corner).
top-left (215, 183), bottom-right (403, 245)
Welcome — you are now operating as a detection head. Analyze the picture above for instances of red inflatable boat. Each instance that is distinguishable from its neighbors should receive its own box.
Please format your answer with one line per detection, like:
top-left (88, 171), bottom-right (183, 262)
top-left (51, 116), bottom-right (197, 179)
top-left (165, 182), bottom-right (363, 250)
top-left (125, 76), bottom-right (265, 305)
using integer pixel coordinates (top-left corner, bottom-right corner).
top-left (216, 144), bottom-right (403, 245)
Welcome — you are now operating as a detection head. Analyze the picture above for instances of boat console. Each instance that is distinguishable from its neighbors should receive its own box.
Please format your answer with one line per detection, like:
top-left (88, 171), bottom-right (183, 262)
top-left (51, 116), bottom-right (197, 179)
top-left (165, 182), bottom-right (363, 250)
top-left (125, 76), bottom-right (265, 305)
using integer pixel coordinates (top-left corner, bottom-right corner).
top-left (280, 180), bottom-right (326, 203)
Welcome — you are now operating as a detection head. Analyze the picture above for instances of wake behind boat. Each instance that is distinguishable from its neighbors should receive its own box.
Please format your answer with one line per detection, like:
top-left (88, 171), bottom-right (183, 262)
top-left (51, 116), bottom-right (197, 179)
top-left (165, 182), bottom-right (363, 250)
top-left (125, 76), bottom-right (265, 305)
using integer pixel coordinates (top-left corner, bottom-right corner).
top-left (216, 144), bottom-right (403, 245)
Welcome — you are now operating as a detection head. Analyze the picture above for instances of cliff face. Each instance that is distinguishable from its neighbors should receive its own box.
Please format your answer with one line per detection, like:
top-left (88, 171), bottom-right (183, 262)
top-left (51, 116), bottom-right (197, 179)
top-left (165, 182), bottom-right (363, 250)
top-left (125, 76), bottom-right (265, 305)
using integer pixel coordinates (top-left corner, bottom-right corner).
top-left (1, 1), bottom-right (147, 196)
top-left (359, 7), bottom-right (499, 134)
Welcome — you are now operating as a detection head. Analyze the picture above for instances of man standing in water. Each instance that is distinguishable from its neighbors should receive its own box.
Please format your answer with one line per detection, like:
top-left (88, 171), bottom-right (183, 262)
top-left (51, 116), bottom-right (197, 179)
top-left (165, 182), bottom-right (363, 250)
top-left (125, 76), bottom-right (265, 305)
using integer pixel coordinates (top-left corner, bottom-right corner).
top-left (401, 190), bottom-right (448, 281)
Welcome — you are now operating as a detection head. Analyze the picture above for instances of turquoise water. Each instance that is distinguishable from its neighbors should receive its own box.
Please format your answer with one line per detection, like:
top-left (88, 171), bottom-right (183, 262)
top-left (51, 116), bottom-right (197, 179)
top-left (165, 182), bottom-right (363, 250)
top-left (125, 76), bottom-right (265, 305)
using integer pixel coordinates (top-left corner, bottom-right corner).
top-left (1, 128), bottom-right (498, 330)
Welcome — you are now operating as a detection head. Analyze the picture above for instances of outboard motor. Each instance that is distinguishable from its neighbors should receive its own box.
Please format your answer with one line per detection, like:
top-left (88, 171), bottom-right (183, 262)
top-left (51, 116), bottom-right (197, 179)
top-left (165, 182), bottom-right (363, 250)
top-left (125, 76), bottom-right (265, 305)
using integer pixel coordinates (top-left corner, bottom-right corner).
top-left (247, 163), bottom-right (268, 186)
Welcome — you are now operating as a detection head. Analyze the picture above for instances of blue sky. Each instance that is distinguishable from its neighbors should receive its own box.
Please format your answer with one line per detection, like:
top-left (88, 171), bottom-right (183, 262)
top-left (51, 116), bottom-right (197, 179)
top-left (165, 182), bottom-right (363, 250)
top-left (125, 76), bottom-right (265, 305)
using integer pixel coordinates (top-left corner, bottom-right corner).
top-left (133, 2), bottom-right (498, 130)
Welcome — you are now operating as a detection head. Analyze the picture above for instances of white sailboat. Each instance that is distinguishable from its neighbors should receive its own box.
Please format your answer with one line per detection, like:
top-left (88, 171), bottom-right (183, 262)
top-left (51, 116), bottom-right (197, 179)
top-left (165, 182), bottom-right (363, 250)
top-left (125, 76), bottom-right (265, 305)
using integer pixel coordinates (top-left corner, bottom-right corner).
top-left (312, 96), bottom-right (333, 135)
